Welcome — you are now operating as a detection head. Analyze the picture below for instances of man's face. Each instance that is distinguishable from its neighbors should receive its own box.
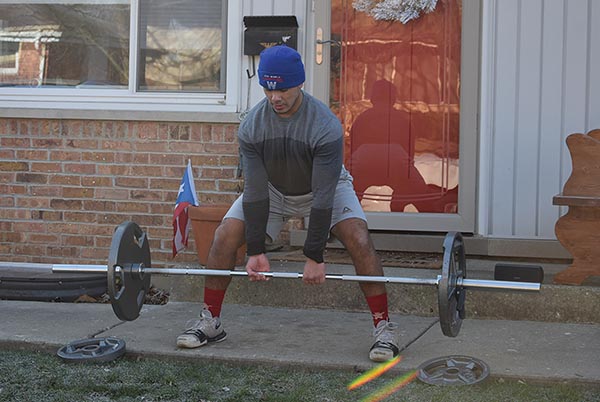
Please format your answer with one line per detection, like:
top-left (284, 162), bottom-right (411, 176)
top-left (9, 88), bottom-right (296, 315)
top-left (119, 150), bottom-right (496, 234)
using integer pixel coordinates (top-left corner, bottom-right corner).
top-left (263, 85), bottom-right (303, 118)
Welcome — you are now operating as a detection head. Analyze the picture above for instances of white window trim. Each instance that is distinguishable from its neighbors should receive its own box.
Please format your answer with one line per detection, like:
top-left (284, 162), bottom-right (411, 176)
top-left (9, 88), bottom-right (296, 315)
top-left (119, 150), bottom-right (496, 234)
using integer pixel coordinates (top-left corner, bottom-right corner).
top-left (0, 0), bottom-right (243, 115)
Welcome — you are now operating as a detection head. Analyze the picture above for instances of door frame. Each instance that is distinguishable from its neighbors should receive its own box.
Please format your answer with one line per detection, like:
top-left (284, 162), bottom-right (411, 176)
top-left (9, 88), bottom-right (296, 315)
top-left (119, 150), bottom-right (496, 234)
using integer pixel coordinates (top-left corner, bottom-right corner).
top-left (305, 0), bottom-right (480, 233)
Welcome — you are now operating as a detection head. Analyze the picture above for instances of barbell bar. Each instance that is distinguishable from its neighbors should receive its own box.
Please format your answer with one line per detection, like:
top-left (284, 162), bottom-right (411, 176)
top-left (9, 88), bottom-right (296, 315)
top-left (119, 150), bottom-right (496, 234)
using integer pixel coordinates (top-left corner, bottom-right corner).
top-left (5, 221), bottom-right (542, 338)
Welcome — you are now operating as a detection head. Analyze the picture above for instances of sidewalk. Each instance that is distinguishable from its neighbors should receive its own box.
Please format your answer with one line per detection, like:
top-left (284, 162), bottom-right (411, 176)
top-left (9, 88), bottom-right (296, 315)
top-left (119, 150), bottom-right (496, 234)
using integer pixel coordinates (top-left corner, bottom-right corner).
top-left (0, 299), bottom-right (598, 383)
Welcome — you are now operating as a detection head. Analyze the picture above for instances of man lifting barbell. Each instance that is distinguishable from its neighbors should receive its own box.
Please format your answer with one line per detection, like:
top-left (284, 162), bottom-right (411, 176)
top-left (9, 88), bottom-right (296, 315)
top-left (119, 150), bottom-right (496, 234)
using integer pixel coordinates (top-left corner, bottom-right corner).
top-left (175, 45), bottom-right (400, 362)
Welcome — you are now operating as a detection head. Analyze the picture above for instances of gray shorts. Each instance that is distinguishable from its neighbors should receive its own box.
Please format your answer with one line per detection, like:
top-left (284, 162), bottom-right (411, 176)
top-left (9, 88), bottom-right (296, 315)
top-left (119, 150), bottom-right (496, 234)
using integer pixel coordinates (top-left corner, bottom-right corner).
top-left (224, 174), bottom-right (366, 242)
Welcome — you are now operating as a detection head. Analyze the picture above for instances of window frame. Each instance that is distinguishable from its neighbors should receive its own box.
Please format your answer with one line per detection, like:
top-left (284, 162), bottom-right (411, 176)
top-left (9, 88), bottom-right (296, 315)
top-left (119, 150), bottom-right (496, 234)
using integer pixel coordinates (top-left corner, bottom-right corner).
top-left (0, 0), bottom-right (242, 115)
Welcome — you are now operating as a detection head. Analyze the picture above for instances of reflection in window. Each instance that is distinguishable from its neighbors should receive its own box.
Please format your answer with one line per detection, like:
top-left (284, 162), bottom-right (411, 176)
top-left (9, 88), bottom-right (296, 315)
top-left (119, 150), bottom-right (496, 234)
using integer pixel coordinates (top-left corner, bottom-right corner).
top-left (138, 0), bottom-right (226, 92)
top-left (0, 3), bottom-right (129, 88)
top-left (331, 0), bottom-right (461, 214)
top-left (0, 40), bottom-right (18, 71)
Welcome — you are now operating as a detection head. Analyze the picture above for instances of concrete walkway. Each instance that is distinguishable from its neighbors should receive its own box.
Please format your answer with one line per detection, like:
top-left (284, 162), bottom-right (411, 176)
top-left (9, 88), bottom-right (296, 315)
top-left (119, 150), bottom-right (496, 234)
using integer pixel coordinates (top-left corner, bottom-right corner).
top-left (0, 300), bottom-right (598, 383)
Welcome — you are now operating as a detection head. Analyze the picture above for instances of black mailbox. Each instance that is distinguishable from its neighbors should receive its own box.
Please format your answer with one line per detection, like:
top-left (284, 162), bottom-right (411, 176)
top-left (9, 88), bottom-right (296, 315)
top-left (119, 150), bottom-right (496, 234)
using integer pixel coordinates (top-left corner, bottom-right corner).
top-left (243, 16), bottom-right (298, 56)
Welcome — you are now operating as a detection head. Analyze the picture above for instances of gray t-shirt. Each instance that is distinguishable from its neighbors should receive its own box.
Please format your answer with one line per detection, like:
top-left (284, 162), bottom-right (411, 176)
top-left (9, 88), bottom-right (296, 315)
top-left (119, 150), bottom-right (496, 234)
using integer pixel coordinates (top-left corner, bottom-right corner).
top-left (238, 91), bottom-right (343, 263)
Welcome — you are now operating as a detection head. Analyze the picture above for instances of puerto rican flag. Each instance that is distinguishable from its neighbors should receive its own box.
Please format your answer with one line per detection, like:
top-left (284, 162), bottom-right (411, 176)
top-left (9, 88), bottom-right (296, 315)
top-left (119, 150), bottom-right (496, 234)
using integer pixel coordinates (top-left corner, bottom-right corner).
top-left (172, 160), bottom-right (200, 257)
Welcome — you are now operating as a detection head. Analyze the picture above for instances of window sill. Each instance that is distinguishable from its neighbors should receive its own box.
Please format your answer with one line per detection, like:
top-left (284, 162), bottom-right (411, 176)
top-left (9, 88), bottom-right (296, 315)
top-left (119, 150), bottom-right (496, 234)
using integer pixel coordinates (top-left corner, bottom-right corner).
top-left (0, 107), bottom-right (242, 123)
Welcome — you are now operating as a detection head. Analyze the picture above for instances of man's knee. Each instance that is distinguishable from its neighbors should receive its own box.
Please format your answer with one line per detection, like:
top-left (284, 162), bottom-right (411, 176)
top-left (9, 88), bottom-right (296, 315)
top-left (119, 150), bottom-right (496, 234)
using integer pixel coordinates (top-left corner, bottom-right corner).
top-left (212, 218), bottom-right (245, 253)
top-left (333, 218), bottom-right (373, 250)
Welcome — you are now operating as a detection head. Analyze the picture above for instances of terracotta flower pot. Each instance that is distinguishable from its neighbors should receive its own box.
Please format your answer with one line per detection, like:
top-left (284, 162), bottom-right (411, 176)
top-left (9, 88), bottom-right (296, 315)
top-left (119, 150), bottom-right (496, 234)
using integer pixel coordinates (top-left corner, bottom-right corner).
top-left (188, 204), bottom-right (246, 266)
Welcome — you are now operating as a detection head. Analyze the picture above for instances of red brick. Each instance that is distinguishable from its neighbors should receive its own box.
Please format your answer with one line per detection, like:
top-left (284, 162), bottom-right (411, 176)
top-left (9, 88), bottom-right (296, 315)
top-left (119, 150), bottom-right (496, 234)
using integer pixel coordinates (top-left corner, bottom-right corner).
top-left (1, 137), bottom-right (31, 147)
top-left (135, 141), bottom-right (169, 152)
top-left (204, 143), bottom-right (239, 155)
top-left (46, 222), bottom-right (82, 235)
top-left (149, 203), bottom-right (172, 215)
top-left (64, 211), bottom-right (97, 222)
top-left (135, 122), bottom-right (160, 140)
top-left (64, 235), bottom-right (95, 246)
top-left (131, 214), bottom-right (165, 226)
top-left (82, 121), bottom-right (104, 137)
top-left (0, 162), bottom-right (28, 172)
top-left (196, 180), bottom-right (218, 192)
top-left (18, 120), bottom-right (31, 135)
top-left (149, 178), bottom-right (180, 191)
top-left (148, 153), bottom-right (185, 166)
top-left (219, 180), bottom-right (243, 192)
top-left (28, 233), bottom-right (60, 243)
top-left (116, 201), bottom-right (149, 213)
top-left (31, 162), bottom-right (61, 172)
top-left (0, 184), bottom-right (26, 194)
top-left (0, 231), bottom-right (22, 242)
top-left (16, 173), bottom-right (47, 183)
top-left (80, 246), bottom-right (109, 260)
top-left (102, 140), bottom-right (132, 150)
top-left (30, 186), bottom-right (61, 197)
top-left (39, 120), bottom-right (63, 136)
top-left (50, 150), bottom-right (81, 161)
top-left (82, 176), bottom-right (112, 187)
top-left (64, 120), bottom-right (83, 136)
top-left (115, 177), bottom-right (148, 188)
top-left (83, 152), bottom-right (115, 163)
top-left (95, 188), bottom-right (129, 200)
top-left (0, 208), bottom-right (29, 219)
top-left (169, 141), bottom-right (204, 153)
top-left (32, 138), bottom-right (63, 148)
top-left (97, 164), bottom-right (128, 176)
top-left (16, 197), bottom-right (50, 209)
top-left (0, 149), bottom-right (15, 158)
top-left (130, 165), bottom-right (162, 177)
top-left (31, 210), bottom-right (63, 221)
top-left (0, 197), bottom-right (14, 207)
top-left (83, 200), bottom-right (116, 212)
top-left (17, 150), bottom-right (48, 160)
top-left (63, 187), bottom-right (94, 198)
top-left (50, 199), bottom-right (83, 210)
top-left (66, 139), bottom-right (98, 149)
top-left (200, 168), bottom-right (235, 179)
top-left (13, 244), bottom-right (46, 256)
top-left (94, 235), bottom-right (112, 248)
top-left (131, 190), bottom-right (163, 201)
top-left (49, 175), bottom-right (81, 186)
top-left (64, 163), bottom-right (96, 175)
top-left (223, 125), bottom-right (239, 143)
top-left (47, 246), bottom-right (78, 258)
top-left (98, 213), bottom-right (129, 225)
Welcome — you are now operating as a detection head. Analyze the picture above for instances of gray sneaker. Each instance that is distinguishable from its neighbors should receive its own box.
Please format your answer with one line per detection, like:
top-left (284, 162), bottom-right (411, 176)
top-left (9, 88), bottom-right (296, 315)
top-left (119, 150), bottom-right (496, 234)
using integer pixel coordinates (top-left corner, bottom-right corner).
top-left (176, 308), bottom-right (227, 348)
top-left (369, 320), bottom-right (400, 362)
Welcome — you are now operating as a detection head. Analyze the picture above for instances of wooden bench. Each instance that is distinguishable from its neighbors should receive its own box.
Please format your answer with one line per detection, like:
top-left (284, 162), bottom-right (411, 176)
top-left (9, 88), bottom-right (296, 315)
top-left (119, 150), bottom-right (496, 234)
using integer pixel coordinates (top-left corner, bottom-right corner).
top-left (552, 129), bottom-right (600, 285)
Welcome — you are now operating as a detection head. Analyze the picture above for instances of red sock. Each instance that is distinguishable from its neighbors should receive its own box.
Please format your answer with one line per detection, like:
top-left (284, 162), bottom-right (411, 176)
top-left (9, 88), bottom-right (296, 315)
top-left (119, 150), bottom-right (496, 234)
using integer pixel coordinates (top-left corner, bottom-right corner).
top-left (366, 293), bottom-right (389, 327)
top-left (203, 287), bottom-right (226, 317)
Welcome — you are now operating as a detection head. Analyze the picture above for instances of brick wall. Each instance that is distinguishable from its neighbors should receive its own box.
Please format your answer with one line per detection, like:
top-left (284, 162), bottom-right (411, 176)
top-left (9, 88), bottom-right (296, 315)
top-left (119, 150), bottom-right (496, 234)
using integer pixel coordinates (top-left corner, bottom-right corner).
top-left (0, 118), bottom-right (242, 266)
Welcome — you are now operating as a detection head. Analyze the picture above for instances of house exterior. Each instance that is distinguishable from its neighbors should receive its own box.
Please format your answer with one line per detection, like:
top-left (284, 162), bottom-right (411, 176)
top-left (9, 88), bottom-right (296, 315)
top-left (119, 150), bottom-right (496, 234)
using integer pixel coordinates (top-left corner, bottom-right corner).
top-left (0, 0), bottom-right (598, 266)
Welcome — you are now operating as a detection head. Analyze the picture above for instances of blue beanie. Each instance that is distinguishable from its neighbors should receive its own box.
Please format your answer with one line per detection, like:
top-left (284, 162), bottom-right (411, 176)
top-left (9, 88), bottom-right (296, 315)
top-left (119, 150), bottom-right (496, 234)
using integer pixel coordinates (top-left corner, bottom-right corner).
top-left (258, 45), bottom-right (305, 90)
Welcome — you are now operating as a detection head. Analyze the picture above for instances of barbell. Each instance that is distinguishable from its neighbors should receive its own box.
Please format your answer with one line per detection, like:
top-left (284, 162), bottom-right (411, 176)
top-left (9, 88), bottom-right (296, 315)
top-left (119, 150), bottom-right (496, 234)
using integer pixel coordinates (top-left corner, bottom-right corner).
top-left (8, 221), bottom-right (541, 337)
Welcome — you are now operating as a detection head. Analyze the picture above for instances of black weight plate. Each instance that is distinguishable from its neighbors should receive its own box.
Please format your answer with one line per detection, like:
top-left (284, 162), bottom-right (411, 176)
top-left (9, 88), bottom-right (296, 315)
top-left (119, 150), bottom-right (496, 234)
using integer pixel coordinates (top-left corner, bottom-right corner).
top-left (417, 355), bottom-right (489, 386)
top-left (438, 232), bottom-right (467, 337)
top-left (107, 221), bottom-right (151, 321)
top-left (57, 337), bottom-right (126, 363)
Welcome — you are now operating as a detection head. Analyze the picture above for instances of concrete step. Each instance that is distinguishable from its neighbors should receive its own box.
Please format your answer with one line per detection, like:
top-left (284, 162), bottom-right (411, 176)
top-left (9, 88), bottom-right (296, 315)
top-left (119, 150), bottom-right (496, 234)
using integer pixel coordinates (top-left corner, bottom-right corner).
top-left (153, 254), bottom-right (600, 325)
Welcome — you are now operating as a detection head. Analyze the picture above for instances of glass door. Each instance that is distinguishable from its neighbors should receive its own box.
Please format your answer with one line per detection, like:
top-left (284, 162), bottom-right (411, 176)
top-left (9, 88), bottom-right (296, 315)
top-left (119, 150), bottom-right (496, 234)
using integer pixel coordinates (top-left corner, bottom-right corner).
top-left (310, 0), bottom-right (477, 232)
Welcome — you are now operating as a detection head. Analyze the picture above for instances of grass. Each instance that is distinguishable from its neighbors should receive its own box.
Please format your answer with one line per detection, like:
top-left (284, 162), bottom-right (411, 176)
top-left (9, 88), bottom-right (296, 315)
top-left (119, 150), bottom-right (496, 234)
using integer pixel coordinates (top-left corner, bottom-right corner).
top-left (0, 348), bottom-right (599, 402)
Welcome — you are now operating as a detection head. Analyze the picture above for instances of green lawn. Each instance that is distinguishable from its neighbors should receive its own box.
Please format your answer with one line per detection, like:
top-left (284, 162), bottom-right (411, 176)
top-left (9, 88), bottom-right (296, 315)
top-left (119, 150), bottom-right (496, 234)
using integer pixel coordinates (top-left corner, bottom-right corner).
top-left (0, 349), bottom-right (598, 402)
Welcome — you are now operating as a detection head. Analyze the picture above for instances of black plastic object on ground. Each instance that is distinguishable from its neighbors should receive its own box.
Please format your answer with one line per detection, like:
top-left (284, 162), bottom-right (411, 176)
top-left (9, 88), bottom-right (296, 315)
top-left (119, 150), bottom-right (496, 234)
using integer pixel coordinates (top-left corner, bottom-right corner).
top-left (0, 263), bottom-right (107, 302)
top-left (57, 337), bottom-right (126, 363)
top-left (417, 355), bottom-right (490, 386)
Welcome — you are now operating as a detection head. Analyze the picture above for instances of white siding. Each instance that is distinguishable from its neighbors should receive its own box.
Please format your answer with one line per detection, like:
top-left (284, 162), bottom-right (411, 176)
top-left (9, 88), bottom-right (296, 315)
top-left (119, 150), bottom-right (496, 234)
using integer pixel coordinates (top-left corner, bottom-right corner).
top-left (480, 0), bottom-right (600, 239)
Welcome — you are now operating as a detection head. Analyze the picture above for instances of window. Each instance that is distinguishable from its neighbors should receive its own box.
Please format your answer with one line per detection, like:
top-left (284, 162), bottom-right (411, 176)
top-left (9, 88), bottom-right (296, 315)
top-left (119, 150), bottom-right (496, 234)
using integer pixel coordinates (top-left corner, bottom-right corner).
top-left (0, 0), bottom-right (241, 113)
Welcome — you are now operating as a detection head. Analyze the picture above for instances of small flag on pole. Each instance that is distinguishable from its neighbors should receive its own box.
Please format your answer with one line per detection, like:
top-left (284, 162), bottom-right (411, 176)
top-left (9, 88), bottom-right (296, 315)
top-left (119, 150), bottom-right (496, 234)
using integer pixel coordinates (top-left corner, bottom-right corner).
top-left (173, 160), bottom-right (200, 257)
